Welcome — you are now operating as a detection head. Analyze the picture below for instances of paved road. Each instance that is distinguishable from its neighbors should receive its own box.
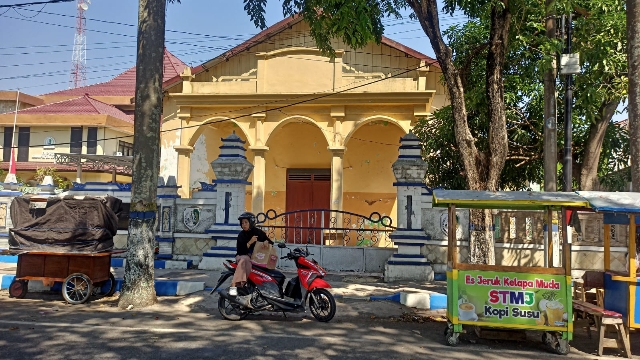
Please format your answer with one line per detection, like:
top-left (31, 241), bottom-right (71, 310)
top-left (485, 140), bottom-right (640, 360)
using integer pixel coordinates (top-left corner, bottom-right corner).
top-left (0, 290), bottom-right (634, 359)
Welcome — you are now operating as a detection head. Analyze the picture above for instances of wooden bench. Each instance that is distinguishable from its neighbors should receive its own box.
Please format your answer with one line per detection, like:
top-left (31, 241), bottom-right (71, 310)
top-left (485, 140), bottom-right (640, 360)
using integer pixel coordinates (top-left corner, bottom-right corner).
top-left (572, 300), bottom-right (631, 358)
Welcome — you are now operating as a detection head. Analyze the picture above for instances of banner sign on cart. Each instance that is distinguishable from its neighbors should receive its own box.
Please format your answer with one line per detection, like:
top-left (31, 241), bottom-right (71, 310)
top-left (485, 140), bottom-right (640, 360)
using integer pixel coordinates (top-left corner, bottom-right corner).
top-left (457, 270), bottom-right (568, 327)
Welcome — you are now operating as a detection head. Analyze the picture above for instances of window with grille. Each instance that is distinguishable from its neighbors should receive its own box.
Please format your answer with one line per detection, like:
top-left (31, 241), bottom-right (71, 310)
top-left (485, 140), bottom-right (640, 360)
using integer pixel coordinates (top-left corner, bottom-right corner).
top-left (70, 127), bottom-right (82, 154)
top-left (87, 127), bottom-right (98, 155)
top-left (3, 127), bottom-right (12, 162)
top-left (17, 127), bottom-right (30, 162)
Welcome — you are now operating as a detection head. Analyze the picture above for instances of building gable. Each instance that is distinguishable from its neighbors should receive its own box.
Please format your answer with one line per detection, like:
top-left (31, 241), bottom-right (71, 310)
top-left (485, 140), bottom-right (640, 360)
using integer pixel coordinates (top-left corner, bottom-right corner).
top-left (167, 18), bottom-right (440, 95)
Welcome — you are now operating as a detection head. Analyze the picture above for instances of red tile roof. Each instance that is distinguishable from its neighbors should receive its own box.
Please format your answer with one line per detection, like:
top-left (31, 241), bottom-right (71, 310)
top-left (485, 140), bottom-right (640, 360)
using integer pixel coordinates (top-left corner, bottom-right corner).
top-left (164, 15), bottom-right (439, 89)
top-left (0, 161), bottom-right (79, 172)
top-left (616, 119), bottom-right (628, 129)
top-left (44, 48), bottom-right (187, 97)
top-left (17, 95), bottom-right (133, 123)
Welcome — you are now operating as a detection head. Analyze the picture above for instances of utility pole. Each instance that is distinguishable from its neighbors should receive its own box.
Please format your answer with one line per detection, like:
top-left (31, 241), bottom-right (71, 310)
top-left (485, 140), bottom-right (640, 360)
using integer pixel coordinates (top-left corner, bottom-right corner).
top-left (543, 0), bottom-right (557, 192)
top-left (562, 13), bottom-right (574, 192)
top-left (118, 0), bottom-right (167, 309)
top-left (630, 0), bottom-right (640, 191)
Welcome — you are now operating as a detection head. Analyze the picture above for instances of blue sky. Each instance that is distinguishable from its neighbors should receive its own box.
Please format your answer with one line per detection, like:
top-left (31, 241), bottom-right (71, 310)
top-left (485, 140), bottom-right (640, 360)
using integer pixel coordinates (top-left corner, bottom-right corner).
top-left (0, 0), bottom-right (465, 94)
top-left (0, 0), bottom-right (626, 121)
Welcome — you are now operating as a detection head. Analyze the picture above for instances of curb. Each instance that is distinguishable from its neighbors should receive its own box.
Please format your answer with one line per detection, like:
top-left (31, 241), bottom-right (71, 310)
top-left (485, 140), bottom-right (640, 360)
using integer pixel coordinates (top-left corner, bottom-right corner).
top-left (336, 291), bottom-right (446, 310)
top-left (204, 287), bottom-right (447, 311)
top-left (111, 258), bottom-right (193, 270)
top-left (0, 274), bottom-right (204, 296)
top-left (0, 255), bottom-right (17, 264)
top-left (1, 256), bottom-right (192, 270)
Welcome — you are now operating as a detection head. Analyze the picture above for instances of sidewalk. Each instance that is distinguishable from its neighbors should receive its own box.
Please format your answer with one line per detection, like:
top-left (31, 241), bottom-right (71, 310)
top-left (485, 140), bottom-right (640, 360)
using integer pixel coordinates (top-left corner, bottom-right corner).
top-left (0, 262), bottom-right (447, 309)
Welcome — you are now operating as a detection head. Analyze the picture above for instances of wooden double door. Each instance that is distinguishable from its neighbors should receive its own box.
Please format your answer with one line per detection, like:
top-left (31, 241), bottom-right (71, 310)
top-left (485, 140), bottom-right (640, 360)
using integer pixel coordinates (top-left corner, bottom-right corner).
top-left (285, 169), bottom-right (330, 244)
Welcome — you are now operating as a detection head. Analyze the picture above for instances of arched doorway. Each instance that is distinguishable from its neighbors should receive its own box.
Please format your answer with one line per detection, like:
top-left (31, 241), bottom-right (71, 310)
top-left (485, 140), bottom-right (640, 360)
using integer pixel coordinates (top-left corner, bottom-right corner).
top-left (343, 118), bottom-right (407, 241)
top-left (264, 118), bottom-right (331, 244)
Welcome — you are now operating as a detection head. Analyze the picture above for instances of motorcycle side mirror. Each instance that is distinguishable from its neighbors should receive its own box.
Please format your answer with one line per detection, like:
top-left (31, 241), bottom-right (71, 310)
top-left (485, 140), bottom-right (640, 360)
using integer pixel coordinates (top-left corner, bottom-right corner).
top-left (277, 242), bottom-right (287, 249)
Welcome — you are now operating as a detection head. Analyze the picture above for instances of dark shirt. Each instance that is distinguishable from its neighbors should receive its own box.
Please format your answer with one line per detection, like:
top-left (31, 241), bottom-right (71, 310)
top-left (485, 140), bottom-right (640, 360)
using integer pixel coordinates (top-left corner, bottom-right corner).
top-left (236, 227), bottom-right (273, 256)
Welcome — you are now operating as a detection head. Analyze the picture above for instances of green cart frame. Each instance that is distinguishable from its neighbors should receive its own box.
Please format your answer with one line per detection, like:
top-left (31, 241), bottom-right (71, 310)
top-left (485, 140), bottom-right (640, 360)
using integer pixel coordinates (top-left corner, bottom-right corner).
top-left (432, 190), bottom-right (592, 355)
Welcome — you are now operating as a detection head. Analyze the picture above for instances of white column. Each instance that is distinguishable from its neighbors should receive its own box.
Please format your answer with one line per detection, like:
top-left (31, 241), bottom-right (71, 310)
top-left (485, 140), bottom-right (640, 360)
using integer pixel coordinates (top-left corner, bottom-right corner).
top-left (328, 146), bottom-right (346, 212)
top-left (250, 146), bottom-right (268, 215)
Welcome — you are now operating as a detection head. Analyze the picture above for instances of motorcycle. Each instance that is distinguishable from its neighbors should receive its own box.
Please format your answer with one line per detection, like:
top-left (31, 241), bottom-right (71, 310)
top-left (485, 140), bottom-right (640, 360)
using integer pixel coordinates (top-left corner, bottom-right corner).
top-left (210, 242), bottom-right (336, 322)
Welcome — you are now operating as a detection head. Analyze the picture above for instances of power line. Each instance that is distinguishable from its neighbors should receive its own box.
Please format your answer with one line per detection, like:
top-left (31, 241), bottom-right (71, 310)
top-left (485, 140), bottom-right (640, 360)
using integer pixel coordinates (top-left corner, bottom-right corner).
top-left (1, 35), bottom-right (437, 84)
top-left (0, 0), bottom-right (72, 8)
top-left (15, 7), bottom-right (259, 40)
top-left (2, 56), bottom-right (435, 139)
top-left (11, 3), bottom-right (47, 18)
top-left (1, 61), bottom-right (435, 150)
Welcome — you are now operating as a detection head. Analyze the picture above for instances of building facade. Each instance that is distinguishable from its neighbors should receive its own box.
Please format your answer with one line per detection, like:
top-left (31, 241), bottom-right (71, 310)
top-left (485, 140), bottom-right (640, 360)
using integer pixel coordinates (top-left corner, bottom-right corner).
top-left (160, 17), bottom-right (448, 229)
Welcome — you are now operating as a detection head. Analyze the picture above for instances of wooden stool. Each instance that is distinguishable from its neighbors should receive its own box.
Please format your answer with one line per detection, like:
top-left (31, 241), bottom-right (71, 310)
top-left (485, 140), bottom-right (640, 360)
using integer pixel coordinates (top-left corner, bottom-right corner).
top-left (598, 318), bottom-right (632, 358)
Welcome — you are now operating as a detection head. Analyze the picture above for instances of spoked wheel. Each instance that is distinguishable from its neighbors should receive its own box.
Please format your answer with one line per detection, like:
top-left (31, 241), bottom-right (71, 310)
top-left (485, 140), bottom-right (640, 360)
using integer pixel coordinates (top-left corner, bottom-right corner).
top-left (444, 321), bottom-right (460, 346)
top-left (62, 273), bottom-right (93, 305)
top-left (543, 332), bottom-right (570, 355)
top-left (308, 288), bottom-right (336, 322)
top-left (93, 272), bottom-right (116, 299)
top-left (9, 279), bottom-right (28, 299)
top-left (218, 296), bottom-right (249, 321)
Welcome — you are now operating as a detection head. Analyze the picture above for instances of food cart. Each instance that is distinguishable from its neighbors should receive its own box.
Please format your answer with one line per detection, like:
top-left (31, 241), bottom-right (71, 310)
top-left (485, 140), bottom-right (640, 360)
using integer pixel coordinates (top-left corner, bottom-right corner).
top-left (576, 191), bottom-right (640, 331)
top-left (6, 195), bottom-right (122, 304)
top-left (432, 190), bottom-right (592, 355)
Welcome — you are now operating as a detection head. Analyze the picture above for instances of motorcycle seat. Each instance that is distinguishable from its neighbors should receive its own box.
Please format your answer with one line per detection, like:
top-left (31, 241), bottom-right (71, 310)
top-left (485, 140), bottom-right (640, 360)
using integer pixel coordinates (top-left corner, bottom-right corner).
top-left (252, 264), bottom-right (286, 286)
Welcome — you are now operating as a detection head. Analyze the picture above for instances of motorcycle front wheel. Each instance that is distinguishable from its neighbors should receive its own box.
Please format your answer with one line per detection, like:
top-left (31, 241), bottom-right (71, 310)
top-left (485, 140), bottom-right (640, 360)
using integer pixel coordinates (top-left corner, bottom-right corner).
top-left (309, 288), bottom-right (336, 322)
top-left (218, 296), bottom-right (249, 321)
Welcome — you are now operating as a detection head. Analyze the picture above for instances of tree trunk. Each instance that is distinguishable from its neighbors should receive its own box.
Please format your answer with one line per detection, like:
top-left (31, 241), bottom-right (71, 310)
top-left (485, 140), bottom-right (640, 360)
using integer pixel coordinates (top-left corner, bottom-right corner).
top-left (408, 0), bottom-right (511, 265)
top-left (543, 0), bottom-right (558, 192)
top-left (629, 0), bottom-right (640, 191)
top-left (406, 0), bottom-right (484, 190)
top-left (118, 0), bottom-right (167, 309)
top-left (579, 100), bottom-right (619, 190)
top-left (468, 4), bottom-right (511, 265)
top-left (485, 5), bottom-right (511, 192)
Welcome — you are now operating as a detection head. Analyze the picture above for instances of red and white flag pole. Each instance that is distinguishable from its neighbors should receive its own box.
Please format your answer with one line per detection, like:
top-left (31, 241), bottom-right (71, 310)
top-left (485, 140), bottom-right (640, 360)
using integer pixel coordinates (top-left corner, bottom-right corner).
top-left (4, 90), bottom-right (19, 184)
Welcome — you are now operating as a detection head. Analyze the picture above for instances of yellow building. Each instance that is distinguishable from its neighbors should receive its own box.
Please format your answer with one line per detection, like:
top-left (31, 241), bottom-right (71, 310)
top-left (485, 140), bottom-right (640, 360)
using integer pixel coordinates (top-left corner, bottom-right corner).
top-left (160, 16), bottom-right (448, 225)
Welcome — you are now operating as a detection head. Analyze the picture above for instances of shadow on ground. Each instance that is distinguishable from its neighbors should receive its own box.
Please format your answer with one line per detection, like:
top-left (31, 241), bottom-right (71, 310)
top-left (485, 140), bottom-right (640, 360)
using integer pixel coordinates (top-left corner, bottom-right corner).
top-left (0, 289), bottom-right (637, 359)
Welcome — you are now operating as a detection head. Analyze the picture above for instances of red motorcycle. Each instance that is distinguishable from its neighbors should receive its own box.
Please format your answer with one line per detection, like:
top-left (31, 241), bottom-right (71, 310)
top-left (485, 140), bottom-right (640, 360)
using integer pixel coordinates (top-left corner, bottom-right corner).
top-left (211, 243), bottom-right (336, 322)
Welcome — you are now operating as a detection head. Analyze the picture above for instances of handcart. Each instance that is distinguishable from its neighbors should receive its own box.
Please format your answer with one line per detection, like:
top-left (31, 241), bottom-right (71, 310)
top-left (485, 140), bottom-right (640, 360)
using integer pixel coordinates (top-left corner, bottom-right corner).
top-left (8, 250), bottom-right (119, 304)
top-left (432, 189), bottom-right (592, 355)
top-left (7, 194), bottom-right (123, 304)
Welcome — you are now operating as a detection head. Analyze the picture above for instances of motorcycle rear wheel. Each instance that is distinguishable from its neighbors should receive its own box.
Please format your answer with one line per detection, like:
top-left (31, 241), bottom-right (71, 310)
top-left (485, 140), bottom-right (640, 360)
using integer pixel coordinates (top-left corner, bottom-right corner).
top-left (309, 288), bottom-right (336, 322)
top-left (218, 296), bottom-right (249, 321)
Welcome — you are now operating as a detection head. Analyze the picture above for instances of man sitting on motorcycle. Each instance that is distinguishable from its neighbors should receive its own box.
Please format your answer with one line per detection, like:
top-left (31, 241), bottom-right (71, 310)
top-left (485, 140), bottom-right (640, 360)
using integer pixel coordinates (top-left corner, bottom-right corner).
top-left (229, 212), bottom-right (274, 296)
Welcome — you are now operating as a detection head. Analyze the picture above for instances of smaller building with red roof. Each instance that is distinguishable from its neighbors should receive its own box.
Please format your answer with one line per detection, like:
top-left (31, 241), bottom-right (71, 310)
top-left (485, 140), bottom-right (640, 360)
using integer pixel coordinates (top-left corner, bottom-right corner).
top-left (0, 49), bottom-right (187, 187)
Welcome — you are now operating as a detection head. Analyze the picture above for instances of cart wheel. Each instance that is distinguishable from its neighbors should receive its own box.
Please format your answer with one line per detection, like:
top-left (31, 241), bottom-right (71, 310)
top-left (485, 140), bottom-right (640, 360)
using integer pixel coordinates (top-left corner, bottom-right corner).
top-left (93, 272), bottom-right (116, 299)
top-left (9, 280), bottom-right (28, 299)
top-left (542, 332), bottom-right (554, 346)
top-left (444, 321), bottom-right (460, 347)
top-left (62, 273), bottom-right (93, 305)
top-left (554, 339), bottom-right (570, 355)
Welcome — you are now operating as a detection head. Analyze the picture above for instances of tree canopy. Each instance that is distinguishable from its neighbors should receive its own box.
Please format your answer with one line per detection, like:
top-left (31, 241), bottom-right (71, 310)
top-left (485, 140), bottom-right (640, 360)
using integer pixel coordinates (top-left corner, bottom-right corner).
top-left (414, 0), bottom-right (629, 191)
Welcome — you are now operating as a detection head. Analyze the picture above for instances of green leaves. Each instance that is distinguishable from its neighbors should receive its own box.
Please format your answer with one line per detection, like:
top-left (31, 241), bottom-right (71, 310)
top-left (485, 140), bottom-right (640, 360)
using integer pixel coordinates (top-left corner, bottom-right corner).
top-left (416, 0), bottom-right (628, 190)
top-left (249, 0), bottom-right (404, 57)
top-left (244, 0), bottom-right (268, 30)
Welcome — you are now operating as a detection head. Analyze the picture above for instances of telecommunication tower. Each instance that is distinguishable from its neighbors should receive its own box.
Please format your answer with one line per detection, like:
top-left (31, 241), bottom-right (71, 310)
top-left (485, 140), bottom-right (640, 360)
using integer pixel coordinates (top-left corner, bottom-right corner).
top-left (70, 0), bottom-right (90, 88)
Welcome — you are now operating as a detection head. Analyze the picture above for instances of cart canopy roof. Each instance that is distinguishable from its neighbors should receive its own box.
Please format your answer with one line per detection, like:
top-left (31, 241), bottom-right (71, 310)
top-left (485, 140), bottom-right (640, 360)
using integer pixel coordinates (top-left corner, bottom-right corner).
top-left (432, 190), bottom-right (591, 210)
top-left (576, 191), bottom-right (640, 214)
top-left (9, 195), bottom-right (122, 253)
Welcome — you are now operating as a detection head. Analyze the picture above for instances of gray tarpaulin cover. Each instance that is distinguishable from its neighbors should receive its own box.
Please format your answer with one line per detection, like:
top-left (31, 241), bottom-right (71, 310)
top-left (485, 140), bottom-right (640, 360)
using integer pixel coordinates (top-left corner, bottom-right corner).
top-left (9, 195), bottom-right (122, 253)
